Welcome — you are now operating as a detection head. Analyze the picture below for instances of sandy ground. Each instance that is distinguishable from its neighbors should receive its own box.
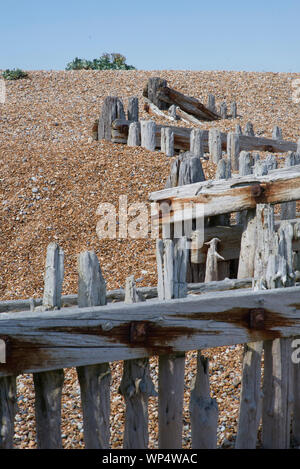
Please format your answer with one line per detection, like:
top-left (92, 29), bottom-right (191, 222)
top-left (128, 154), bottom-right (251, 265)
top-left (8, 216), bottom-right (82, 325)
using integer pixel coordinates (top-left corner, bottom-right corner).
top-left (1, 70), bottom-right (300, 448)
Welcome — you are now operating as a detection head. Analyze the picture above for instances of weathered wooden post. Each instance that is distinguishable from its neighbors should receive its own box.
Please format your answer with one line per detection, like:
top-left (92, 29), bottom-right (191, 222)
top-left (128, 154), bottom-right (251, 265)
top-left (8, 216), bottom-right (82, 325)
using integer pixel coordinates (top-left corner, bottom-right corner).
top-left (227, 132), bottom-right (240, 171)
top-left (156, 237), bottom-right (187, 448)
top-left (189, 354), bottom-right (218, 448)
top-left (235, 124), bottom-right (242, 135)
top-left (209, 128), bottom-right (222, 164)
top-left (281, 152), bottom-right (297, 220)
top-left (127, 97), bottom-right (139, 122)
top-left (33, 242), bottom-right (65, 449)
top-left (231, 102), bottom-right (237, 118)
top-left (168, 105), bottom-right (177, 120)
top-left (220, 101), bottom-right (227, 119)
top-left (161, 127), bottom-right (174, 157)
top-left (143, 77), bottom-right (168, 110)
top-left (272, 125), bottom-right (282, 140)
top-left (207, 94), bottom-right (216, 113)
top-left (98, 96), bottom-right (125, 141)
top-left (119, 276), bottom-right (156, 449)
top-left (244, 122), bottom-right (255, 136)
top-left (204, 238), bottom-right (224, 282)
top-left (236, 151), bottom-right (252, 225)
top-left (76, 250), bottom-right (111, 449)
top-left (190, 128), bottom-right (204, 158)
top-left (0, 375), bottom-right (16, 448)
top-left (127, 122), bottom-right (140, 147)
top-left (141, 120), bottom-right (156, 151)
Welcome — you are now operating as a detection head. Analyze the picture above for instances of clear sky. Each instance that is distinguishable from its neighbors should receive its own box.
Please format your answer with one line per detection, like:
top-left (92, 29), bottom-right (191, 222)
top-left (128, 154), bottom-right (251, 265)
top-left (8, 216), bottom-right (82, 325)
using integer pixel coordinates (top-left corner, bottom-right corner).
top-left (0, 0), bottom-right (299, 72)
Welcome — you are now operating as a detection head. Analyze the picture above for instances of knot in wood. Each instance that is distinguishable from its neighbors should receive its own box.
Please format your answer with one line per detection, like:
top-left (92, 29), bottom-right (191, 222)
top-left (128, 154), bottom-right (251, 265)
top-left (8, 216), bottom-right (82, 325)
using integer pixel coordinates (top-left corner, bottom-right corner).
top-left (251, 184), bottom-right (264, 198)
top-left (249, 308), bottom-right (265, 329)
top-left (130, 322), bottom-right (148, 344)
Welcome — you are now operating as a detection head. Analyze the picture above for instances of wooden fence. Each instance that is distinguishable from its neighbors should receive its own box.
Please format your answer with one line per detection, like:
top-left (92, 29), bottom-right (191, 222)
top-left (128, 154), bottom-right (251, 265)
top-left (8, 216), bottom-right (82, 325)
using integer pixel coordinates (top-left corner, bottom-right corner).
top-left (1, 158), bottom-right (300, 449)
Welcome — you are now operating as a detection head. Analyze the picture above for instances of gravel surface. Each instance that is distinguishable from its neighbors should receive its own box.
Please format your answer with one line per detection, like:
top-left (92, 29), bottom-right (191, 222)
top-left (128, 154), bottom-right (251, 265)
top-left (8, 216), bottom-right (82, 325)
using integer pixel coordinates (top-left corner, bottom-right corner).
top-left (1, 70), bottom-right (300, 449)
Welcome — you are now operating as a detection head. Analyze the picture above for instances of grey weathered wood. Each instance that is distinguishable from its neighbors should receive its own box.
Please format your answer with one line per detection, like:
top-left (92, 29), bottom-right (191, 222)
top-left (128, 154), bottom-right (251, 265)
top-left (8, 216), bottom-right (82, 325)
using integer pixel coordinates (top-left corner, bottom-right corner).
top-left (235, 124), bottom-right (242, 135)
top-left (112, 118), bottom-right (297, 153)
top-left (0, 277), bottom-right (255, 315)
top-left (143, 77), bottom-right (169, 110)
top-left (168, 105), bottom-right (177, 120)
top-left (33, 242), bottom-right (65, 449)
top-left (255, 206), bottom-right (294, 448)
top-left (150, 164), bottom-right (300, 221)
top-left (231, 102), bottom-right (237, 118)
top-left (292, 349), bottom-right (300, 446)
top-left (227, 132), bottom-right (240, 171)
top-left (204, 238), bottom-right (224, 282)
top-left (281, 151), bottom-right (296, 220)
top-left (209, 128), bottom-right (222, 163)
top-left (98, 96), bottom-right (125, 141)
top-left (0, 376), bottom-right (16, 448)
top-left (272, 125), bottom-right (282, 140)
top-left (213, 157), bottom-right (231, 230)
top-left (237, 209), bottom-right (257, 279)
top-left (189, 354), bottom-right (218, 448)
top-left (144, 97), bottom-right (176, 122)
top-left (177, 107), bottom-right (205, 125)
top-left (3, 285), bottom-right (300, 377)
top-left (127, 122), bottom-right (141, 147)
top-left (190, 128), bottom-right (204, 158)
top-left (141, 120), bottom-right (156, 151)
top-left (127, 97), bottom-right (139, 122)
top-left (153, 83), bottom-right (221, 121)
top-left (253, 159), bottom-right (268, 176)
top-left (161, 127), bottom-right (174, 157)
top-left (120, 276), bottom-right (156, 449)
top-left (207, 94), bottom-right (216, 113)
top-left (235, 341), bottom-right (263, 448)
top-left (244, 122), bottom-right (255, 137)
top-left (76, 250), bottom-right (110, 449)
top-left (220, 101), bottom-right (227, 119)
top-left (157, 238), bottom-right (187, 449)
top-left (236, 151), bottom-right (253, 225)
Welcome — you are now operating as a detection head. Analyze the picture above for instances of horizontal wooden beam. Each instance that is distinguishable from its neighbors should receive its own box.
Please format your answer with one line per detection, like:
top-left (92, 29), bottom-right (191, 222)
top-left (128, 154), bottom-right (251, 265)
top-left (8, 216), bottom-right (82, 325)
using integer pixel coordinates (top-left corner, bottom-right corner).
top-left (0, 278), bottom-right (253, 313)
top-left (1, 286), bottom-right (300, 377)
top-left (149, 165), bottom-right (300, 220)
top-left (111, 119), bottom-right (297, 154)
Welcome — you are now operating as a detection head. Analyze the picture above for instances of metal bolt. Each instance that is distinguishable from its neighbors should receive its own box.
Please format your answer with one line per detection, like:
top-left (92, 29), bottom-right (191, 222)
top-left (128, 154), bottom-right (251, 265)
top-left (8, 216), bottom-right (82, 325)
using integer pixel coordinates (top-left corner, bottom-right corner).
top-left (251, 184), bottom-right (264, 198)
top-left (130, 322), bottom-right (148, 343)
top-left (249, 308), bottom-right (265, 329)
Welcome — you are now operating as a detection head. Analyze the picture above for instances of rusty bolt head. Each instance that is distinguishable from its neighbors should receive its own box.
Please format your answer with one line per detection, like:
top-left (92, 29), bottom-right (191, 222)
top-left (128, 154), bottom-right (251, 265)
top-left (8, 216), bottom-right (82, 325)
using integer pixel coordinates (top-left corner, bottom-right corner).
top-left (251, 184), bottom-right (264, 198)
top-left (130, 322), bottom-right (148, 344)
top-left (249, 308), bottom-right (265, 329)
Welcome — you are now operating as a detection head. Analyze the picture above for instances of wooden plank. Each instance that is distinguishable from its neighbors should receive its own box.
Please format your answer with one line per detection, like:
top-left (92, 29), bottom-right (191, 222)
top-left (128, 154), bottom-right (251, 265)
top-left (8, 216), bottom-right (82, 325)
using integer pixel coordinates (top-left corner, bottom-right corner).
top-left (1, 286), bottom-right (300, 377)
top-left (149, 166), bottom-right (300, 221)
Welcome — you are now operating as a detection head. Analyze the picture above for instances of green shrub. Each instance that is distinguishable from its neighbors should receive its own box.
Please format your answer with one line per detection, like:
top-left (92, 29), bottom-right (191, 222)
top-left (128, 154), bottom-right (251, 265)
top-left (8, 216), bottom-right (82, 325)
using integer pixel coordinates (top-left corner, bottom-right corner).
top-left (2, 68), bottom-right (28, 80)
top-left (66, 53), bottom-right (136, 71)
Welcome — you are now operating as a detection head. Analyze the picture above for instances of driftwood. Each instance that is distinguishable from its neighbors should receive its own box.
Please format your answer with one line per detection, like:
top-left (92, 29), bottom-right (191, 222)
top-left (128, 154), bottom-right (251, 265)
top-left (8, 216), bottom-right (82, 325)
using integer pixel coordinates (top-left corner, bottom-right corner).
top-left (76, 251), bottom-right (110, 449)
top-left (161, 127), bottom-right (174, 157)
top-left (111, 118), bottom-right (297, 153)
top-left (190, 129), bottom-right (204, 158)
top-left (204, 238), bottom-right (224, 282)
top-left (220, 101), bottom-right (227, 119)
top-left (189, 354), bottom-right (218, 448)
top-left (141, 120), bottom-right (156, 151)
top-left (207, 94), bottom-right (216, 113)
top-left (2, 286), bottom-right (300, 377)
top-left (209, 128), bottom-right (222, 164)
top-left (244, 122), bottom-right (255, 137)
top-left (0, 376), bottom-right (16, 448)
top-left (143, 77), bottom-right (220, 121)
top-left (98, 96), bottom-right (125, 141)
top-left (150, 164), bottom-right (300, 221)
top-left (33, 242), bottom-right (65, 449)
top-left (127, 97), bottom-right (139, 122)
top-left (127, 122), bottom-right (140, 147)
top-left (156, 238), bottom-right (187, 449)
top-left (227, 132), bottom-right (240, 171)
top-left (119, 276), bottom-right (156, 449)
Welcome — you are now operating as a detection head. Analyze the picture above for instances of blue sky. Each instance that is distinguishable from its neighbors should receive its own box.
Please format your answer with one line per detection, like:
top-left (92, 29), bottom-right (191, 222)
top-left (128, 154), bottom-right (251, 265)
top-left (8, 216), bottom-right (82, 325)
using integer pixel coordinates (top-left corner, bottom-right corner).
top-left (0, 0), bottom-right (299, 72)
